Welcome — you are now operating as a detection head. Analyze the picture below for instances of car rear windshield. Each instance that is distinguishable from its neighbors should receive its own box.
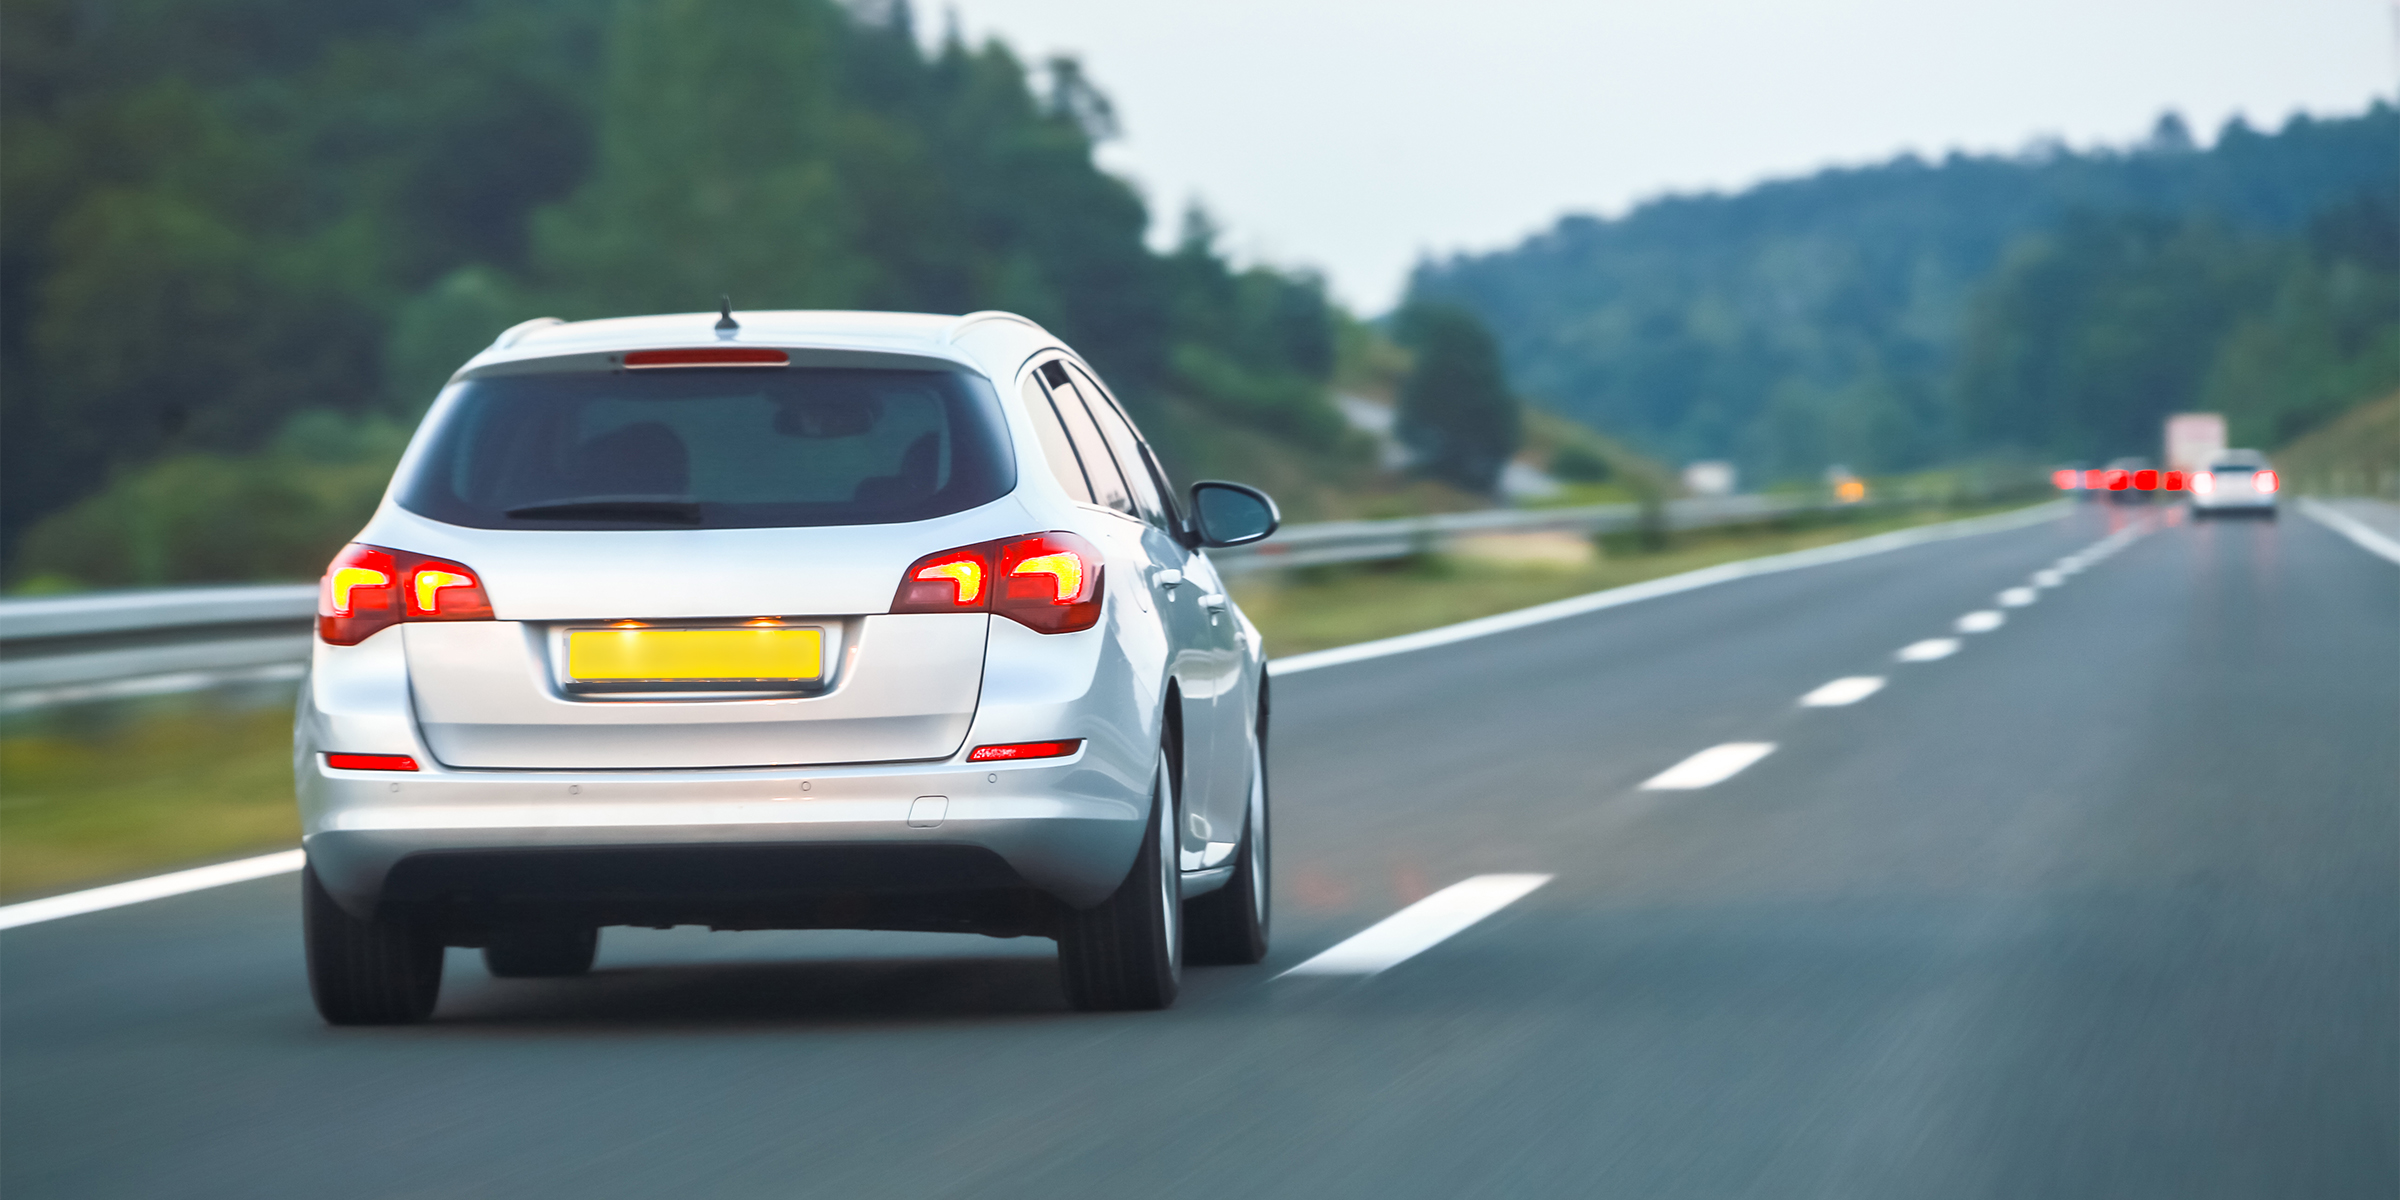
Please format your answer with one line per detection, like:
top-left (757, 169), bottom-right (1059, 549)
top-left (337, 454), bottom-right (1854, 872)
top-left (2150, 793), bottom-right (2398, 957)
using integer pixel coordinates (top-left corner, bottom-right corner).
top-left (398, 365), bottom-right (1016, 530)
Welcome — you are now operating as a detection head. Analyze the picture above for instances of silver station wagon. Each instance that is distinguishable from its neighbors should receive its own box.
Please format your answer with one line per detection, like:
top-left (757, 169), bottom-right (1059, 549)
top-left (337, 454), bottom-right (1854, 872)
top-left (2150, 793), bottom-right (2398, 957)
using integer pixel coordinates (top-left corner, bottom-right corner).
top-left (297, 308), bottom-right (1278, 1022)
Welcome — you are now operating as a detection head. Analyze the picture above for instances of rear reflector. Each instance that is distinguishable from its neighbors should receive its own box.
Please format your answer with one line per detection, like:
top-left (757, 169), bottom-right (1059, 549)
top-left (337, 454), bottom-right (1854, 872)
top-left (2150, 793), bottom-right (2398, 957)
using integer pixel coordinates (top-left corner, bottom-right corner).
top-left (623, 347), bottom-right (790, 368)
top-left (967, 739), bottom-right (1083, 762)
top-left (325, 753), bottom-right (419, 772)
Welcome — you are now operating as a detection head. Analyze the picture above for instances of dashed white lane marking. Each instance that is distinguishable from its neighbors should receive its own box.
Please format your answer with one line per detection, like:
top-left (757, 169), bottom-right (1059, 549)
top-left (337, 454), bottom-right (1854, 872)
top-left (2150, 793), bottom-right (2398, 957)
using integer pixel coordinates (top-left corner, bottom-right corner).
top-left (1801, 676), bottom-right (1886, 707)
top-left (2032, 569), bottom-right (2065, 588)
top-left (0, 850), bottom-right (304, 931)
top-left (1641, 742), bottom-right (1777, 790)
top-left (1956, 610), bottom-right (2005, 633)
top-left (1281, 874), bottom-right (1554, 977)
top-left (1997, 587), bottom-right (2038, 607)
top-left (1898, 638), bottom-right (1961, 662)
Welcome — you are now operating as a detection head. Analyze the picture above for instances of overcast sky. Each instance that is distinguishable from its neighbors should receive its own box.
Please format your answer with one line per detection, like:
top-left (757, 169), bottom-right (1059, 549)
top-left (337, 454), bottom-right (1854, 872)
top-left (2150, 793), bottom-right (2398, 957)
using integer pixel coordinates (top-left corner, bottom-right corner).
top-left (934, 0), bottom-right (2397, 311)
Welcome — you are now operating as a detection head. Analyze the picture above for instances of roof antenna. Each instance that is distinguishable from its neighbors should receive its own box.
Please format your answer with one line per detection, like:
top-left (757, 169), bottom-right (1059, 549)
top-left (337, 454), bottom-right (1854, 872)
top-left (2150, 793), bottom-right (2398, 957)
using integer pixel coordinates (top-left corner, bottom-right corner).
top-left (714, 295), bottom-right (739, 337)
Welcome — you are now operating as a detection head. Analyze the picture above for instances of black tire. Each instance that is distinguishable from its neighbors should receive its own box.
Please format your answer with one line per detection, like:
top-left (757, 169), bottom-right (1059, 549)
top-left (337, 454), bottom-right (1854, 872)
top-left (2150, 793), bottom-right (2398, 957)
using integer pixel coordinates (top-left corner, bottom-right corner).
top-left (303, 863), bottom-right (442, 1025)
top-left (484, 926), bottom-right (600, 978)
top-left (1056, 741), bottom-right (1182, 1011)
top-left (1186, 701), bottom-right (1270, 966)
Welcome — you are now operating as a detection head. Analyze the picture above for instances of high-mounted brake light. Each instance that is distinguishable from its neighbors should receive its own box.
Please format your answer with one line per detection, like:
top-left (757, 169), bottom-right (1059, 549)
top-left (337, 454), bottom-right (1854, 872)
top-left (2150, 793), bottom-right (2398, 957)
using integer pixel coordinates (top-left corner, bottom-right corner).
top-left (892, 532), bottom-right (1104, 633)
top-left (622, 347), bottom-right (790, 368)
top-left (2253, 469), bottom-right (2279, 494)
top-left (325, 753), bottom-right (419, 772)
top-left (2191, 471), bottom-right (2217, 495)
top-left (319, 544), bottom-right (494, 645)
top-left (968, 739), bottom-right (1082, 762)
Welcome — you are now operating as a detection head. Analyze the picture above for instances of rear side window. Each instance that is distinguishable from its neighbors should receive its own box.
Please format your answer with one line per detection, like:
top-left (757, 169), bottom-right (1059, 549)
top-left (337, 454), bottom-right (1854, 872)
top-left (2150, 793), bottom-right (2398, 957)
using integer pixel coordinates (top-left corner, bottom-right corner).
top-left (1065, 364), bottom-right (1169, 526)
top-left (398, 366), bottom-right (1016, 530)
top-left (1019, 376), bottom-right (1096, 505)
top-left (1038, 363), bottom-right (1135, 516)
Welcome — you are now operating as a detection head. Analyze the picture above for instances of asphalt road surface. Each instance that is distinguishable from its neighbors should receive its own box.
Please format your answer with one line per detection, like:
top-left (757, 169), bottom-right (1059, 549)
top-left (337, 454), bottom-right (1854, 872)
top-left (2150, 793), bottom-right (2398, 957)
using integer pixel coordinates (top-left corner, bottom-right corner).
top-left (5, 503), bottom-right (2394, 1199)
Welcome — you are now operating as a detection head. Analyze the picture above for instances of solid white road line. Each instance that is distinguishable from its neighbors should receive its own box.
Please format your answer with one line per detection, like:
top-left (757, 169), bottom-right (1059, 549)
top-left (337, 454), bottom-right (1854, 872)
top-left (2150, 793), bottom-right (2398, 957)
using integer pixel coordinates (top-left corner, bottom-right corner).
top-left (1269, 502), bottom-right (2068, 676)
top-left (2300, 499), bottom-right (2400, 566)
top-left (1641, 742), bottom-right (1777, 790)
top-left (1800, 676), bottom-right (1886, 707)
top-left (0, 849), bottom-right (303, 931)
top-left (1281, 874), bottom-right (1553, 977)
top-left (1997, 587), bottom-right (2038, 607)
top-left (1956, 610), bottom-right (2005, 633)
top-left (1898, 638), bottom-right (1961, 662)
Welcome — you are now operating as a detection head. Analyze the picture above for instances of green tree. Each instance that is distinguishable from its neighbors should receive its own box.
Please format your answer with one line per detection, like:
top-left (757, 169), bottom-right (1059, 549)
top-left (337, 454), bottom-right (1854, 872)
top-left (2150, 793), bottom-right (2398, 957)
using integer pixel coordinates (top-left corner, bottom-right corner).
top-left (1394, 301), bottom-right (1521, 494)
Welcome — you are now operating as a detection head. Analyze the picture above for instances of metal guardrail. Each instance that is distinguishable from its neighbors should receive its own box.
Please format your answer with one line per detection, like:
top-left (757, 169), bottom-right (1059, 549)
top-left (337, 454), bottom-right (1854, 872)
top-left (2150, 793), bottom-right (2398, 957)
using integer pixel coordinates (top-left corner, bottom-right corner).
top-left (1210, 493), bottom-right (1842, 573)
top-left (0, 495), bottom-right (1860, 710)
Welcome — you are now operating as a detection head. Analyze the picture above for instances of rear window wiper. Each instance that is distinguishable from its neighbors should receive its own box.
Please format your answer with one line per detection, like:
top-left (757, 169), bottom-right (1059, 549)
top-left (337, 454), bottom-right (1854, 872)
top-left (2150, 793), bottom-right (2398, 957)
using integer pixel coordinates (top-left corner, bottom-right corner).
top-left (503, 498), bottom-right (704, 524)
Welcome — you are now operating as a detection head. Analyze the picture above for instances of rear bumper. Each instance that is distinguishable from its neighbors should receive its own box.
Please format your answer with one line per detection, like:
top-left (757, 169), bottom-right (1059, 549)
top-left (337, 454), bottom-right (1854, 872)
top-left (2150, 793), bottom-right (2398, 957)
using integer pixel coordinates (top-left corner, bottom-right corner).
top-left (300, 750), bottom-right (1148, 927)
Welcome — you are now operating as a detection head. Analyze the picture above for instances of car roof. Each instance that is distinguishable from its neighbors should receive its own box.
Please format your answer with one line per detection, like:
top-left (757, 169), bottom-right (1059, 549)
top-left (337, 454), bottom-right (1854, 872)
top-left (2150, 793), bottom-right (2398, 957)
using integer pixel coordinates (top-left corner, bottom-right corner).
top-left (456, 309), bottom-right (1058, 379)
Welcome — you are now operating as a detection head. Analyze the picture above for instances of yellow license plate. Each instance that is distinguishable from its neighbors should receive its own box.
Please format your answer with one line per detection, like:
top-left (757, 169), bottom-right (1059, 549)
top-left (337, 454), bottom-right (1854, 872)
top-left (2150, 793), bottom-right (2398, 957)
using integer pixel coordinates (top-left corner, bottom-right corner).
top-left (567, 627), bottom-right (824, 682)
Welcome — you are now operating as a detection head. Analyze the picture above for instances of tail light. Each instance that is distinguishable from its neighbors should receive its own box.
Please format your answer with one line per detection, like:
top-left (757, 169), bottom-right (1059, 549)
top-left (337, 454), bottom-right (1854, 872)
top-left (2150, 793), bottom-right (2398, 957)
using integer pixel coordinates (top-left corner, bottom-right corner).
top-left (2133, 469), bottom-right (2158, 490)
top-left (2163, 471), bottom-right (2185, 491)
top-left (2082, 470), bottom-right (2104, 489)
top-left (2253, 469), bottom-right (2278, 494)
top-left (2053, 469), bottom-right (2079, 490)
top-left (2191, 471), bottom-right (2216, 495)
top-left (893, 532), bottom-right (1104, 633)
top-left (319, 543), bottom-right (495, 645)
top-left (2105, 469), bottom-right (2130, 491)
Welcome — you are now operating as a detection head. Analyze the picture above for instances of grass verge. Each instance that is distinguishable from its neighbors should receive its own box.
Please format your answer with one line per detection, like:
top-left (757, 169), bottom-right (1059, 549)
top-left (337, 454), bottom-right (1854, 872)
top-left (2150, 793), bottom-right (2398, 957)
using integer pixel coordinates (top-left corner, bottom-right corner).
top-left (0, 691), bottom-right (299, 900)
top-left (1232, 500), bottom-right (2043, 659)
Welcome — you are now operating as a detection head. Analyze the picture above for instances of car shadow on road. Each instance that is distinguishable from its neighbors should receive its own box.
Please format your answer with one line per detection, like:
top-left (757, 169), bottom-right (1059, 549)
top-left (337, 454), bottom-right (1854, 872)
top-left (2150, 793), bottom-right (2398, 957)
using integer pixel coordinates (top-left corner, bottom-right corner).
top-left (429, 951), bottom-right (1073, 1030)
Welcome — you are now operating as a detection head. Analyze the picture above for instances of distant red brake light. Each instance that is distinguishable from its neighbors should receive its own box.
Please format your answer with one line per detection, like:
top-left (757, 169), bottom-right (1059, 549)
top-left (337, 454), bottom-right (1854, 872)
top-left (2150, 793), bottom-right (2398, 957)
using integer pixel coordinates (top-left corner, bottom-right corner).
top-left (2053, 469), bottom-right (2079, 491)
top-left (968, 739), bottom-right (1082, 762)
top-left (891, 532), bottom-right (1104, 633)
top-left (2105, 470), bottom-right (2130, 491)
top-left (2133, 469), bottom-right (2158, 491)
top-left (325, 753), bottom-right (418, 772)
top-left (319, 544), bottom-right (494, 645)
top-left (2253, 469), bottom-right (2278, 494)
top-left (622, 347), bottom-right (790, 369)
top-left (2083, 470), bottom-right (2105, 490)
top-left (2163, 470), bottom-right (2185, 491)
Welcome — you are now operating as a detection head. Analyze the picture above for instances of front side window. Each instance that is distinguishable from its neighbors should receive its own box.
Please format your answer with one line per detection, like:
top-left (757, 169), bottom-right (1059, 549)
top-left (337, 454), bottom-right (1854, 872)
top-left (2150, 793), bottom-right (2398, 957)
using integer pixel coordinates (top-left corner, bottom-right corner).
top-left (399, 366), bottom-right (1016, 530)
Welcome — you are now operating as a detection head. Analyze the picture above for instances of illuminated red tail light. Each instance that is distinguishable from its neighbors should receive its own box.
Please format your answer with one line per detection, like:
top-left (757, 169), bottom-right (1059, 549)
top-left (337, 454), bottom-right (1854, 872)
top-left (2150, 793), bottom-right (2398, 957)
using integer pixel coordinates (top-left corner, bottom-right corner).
top-left (2163, 471), bottom-right (2185, 491)
top-left (324, 753), bottom-right (419, 772)
top-left (2253, 469), bottom-right (2279, 494)
top-left (892, 532), bottom-right (1104, 633)
top-left (2083, 470), bottom-right (2105, 489)
top-left (2133, 469), bottom-right (2158, 490)
top-left (319, 543), bottom-right (494, 645)
top-left (967, 739), bottom-right (1083, 762)
top-left (2053, 469), bottom-right (2079, 490)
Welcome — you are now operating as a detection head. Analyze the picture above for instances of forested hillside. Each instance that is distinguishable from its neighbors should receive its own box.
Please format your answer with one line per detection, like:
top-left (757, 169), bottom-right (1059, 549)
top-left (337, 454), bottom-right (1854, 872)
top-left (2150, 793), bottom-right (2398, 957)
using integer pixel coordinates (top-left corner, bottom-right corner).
top-left (1408, 107), bottom-right (2398, 481)
top-left (0, 0), bottom-right (1361, 583)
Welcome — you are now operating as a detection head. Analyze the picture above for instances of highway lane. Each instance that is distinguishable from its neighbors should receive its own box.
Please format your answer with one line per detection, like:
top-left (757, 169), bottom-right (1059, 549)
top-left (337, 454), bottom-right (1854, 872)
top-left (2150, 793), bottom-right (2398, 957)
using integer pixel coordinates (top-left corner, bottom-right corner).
top-left (4, 504), bottom-right (2393, 1198)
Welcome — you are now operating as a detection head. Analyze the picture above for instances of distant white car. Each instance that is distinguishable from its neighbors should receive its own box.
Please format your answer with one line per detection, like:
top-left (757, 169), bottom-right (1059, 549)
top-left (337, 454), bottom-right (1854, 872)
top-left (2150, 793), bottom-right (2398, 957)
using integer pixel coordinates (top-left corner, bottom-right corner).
top-left (296, 308), bottom-right (1279, 1023)
top-left (2189, 449), bottom-right (2279, 518)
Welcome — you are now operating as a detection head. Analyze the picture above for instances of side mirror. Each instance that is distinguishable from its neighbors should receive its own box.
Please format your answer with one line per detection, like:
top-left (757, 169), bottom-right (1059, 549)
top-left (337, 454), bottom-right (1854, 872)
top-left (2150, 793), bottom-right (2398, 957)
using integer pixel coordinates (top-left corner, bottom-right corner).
top-left (1187, 481), bottom-right (1280, 548)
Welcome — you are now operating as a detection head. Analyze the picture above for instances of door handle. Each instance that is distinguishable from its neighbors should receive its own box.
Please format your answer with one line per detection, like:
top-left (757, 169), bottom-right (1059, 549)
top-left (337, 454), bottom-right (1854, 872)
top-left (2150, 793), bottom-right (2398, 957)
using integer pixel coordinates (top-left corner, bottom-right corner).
top-left (1153, 568), bottom-right (1183, 590)
top-left (1198, 592), bottom-right (1227, 611)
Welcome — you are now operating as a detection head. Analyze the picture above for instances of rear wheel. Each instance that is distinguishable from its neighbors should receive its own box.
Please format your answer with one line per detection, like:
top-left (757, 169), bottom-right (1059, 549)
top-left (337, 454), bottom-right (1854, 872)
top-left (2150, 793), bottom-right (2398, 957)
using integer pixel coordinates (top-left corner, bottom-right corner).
top-left (484, 925), bottom-right (599, 978)
top-left (303, 863), bottom-right (442, 1025)
top-left (1186, 710), bottom-right (1270, 965)
top-left (1057, 741), bottom-right (1182, 1010)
